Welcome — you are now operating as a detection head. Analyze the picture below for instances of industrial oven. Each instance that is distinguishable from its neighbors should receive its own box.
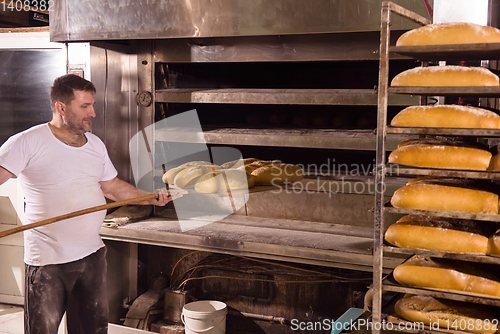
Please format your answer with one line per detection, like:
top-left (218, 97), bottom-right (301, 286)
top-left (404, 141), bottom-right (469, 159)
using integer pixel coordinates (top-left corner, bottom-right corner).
top-left (5, 0), bottom-right (496, 333)
top-left (47, 1), bottom-right (432, 332)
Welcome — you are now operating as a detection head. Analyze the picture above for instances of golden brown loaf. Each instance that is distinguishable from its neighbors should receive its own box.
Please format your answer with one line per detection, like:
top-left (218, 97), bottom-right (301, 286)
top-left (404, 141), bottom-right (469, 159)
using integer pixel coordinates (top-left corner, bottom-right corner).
top-left (388, 139), bottom-right (492, 171)
top-left (390, 178), bottom-right (499, 214)
top-left (220, 158), bottom-right (261, 169)
top-left (194, 169), bottom-right (255, 193)
top-left (162, 166), bottom-right (185, 184)
top-left (173, 165), bottom-right (221, 188)
top-left (391, 105), bottom-right (500, 129)
top-left (391, 65), bottom-right (499, 87)
top-left (162, 161), bottom-right (215, 184)
top-left (488, 230), bottom-right (500, 257)
top-left (385, 215), bottom-right (491, 255)
top-left (396, 22), bottom-right (500, 46)
top-left (488, 153), bottom-right (500, 171)
top-left (251, 163), bottom-right (304, 185)
top-left (393, 255), bottom-right (500, 297)
top-left (394, 294), bottom-right (499, 334)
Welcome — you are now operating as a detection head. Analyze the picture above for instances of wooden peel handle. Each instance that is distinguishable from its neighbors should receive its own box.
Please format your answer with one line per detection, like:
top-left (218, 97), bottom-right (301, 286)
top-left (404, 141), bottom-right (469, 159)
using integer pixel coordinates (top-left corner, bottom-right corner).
top-left (0, 193), bottom-right (159, 239)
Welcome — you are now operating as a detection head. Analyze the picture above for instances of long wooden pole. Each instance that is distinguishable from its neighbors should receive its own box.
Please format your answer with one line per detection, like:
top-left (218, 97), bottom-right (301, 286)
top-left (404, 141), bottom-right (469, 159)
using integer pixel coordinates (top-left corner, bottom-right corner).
top-left (0, 193), bottom-right (159, 238)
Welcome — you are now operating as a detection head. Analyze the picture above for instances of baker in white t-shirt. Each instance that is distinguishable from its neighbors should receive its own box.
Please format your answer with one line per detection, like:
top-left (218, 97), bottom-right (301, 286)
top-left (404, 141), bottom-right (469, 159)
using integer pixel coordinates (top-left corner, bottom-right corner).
top-left (0, 74), bottom-right (180, 334)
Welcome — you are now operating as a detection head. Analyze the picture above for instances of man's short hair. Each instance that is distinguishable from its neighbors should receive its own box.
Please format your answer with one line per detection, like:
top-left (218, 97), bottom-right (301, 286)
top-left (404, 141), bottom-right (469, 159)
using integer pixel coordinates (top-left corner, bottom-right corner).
top-left (50, 74), bottom-right (96, 111)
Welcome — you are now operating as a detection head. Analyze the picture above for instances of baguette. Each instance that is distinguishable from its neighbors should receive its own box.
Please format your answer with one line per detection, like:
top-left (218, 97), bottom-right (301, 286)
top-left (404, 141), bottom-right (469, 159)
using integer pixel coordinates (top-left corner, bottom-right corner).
top-left (394, 294), bottom-right (499, 334)
top-left (388, 139), bottom-right (492, 171)
top-left (393, 255), bottom-right (500, 297)
top-left (220, 158), bottom-right (261, 169)
top-left (391, 105), bottom-right (500, 129)
top-left (391, 179), bottom-right (499, 214)
top-left (385, 215), bottom-right (491, 255)
top-left (162, 161), bottom-right (214, 184)
top-left (194, 169), bottom-right (255, 193)
top-left (173, 165), bottom-right (221, 188)
top-left (489, 230), bottom-right (500, 257)
top-left (251, 163), bottom-right (304, 185)
top-left (391, 66), bottom-right (499, 87)
top-left (396, 22), bottom-right (500, 46)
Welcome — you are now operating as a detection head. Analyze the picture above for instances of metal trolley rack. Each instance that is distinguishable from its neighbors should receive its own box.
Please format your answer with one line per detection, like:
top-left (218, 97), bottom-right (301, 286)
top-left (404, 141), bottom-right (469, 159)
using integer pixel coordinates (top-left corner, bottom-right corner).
top-left (374, 1), bottom-right (500, 333)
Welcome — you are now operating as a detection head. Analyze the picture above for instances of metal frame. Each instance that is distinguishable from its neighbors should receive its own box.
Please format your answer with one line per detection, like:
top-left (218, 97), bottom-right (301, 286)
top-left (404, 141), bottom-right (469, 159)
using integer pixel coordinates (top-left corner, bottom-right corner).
top-left (374, 2), bottom-right (430, 328)
top-left (374, 2), bottom-right (500, 332)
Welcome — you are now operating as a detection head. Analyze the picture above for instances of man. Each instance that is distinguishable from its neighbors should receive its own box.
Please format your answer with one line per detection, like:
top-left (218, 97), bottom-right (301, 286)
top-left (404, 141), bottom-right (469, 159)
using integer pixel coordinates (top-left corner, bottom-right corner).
top-left (0, 74), bottom-right (178, 333)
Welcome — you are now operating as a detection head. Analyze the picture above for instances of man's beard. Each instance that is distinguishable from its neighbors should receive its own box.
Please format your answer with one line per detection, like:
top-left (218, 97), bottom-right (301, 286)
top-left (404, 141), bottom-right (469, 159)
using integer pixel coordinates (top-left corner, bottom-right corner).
top-left (64, 116), bottom-right (91, 134)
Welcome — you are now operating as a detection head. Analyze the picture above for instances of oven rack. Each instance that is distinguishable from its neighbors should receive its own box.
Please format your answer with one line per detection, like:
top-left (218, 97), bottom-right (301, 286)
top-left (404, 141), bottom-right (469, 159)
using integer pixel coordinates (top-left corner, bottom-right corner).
top-left (382, 274), bottom-right (500, 308)
top-left (390, 43), bottom-right (500, 61)
top-left (373, 1), bottom-right (500, 331)
top-left (385, 164), bottom-right (500, 180)
top-left (383, 244), bottom-right (500, 266)
top-left (155, 88), bottom-right (418, 106)
top-left (387, 126), bottom-right (500, 137)
top-left (154, 126), bottom-right (414, 151)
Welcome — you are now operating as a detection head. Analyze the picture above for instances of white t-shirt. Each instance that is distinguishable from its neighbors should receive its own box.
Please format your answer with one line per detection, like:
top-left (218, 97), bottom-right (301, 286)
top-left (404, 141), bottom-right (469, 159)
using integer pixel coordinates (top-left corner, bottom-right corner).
top-left (0, 123), bottom-right (118, 266)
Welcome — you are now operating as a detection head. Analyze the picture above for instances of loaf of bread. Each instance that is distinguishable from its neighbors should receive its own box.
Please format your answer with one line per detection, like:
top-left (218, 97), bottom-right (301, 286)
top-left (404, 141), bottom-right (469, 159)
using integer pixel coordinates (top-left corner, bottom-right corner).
top-left (394, 294), bottom-right (499, 334)
top-left (393, 255), bottom-right (500, 297)
top-left (391, 105), bottom-right (500, 129)
top-left (385, 215), bottom-right (492, 254)
top-left (390, 178), bottom-right (499, 214)
top-left (388, 139), bottom-right (492, 170)
top-left (162, 161), bottom-right (214, 184)
top-left (173, 165), bottom-right (221, 188)
top-left (238, 160), bottom-right (280, 174)
top-left (194, 169), bottom-right (255, 193)
top-left (391, 65), bottom-right (499, 87)
top-left (220, 158), bottom-right (261, 169)
top-left (251, 163), bottom-right (304, 185)
top-left (396, 22), bottom-right (500, 46)
top-left (488, 153), bottom-right (500, 171)
top-left (162, 166), bottom-right (185, 184)
top-left (488, 230), bottom-right (500, 257)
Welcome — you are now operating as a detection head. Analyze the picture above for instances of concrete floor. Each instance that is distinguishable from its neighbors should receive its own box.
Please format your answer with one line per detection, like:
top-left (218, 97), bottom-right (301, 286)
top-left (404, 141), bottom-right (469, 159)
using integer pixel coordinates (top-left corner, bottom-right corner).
top-left (0, 304), bottom-right (149, 334)
top-left (0, 304), bottom-right (68, 334)
top-left (0, 304), bottom-right (23, 334)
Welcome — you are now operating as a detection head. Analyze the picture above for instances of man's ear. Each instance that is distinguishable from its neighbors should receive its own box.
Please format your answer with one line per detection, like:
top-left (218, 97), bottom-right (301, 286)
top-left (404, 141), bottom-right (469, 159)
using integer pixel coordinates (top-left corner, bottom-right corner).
top-left (55, 101), bottom-right (66, 116)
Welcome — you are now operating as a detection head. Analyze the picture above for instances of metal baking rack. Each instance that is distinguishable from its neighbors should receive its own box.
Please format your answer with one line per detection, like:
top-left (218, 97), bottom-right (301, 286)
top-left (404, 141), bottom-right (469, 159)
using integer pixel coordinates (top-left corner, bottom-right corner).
top-left (387, 126), bottom-right (500, 137)
top-left (388, 86), bottom-right (500, 97)
top-left (386, 164), bottom-right (500, 180)
top-left (384, 205), bottom-right (500, 223)
top-left (390, 43), bottom-right (500, 61)
top-left (374, 2), bottom-right (500, 333)
top-left (382, 274), bottom-right (500, 308)
top-left (383, 242), bottom-right (500, 266)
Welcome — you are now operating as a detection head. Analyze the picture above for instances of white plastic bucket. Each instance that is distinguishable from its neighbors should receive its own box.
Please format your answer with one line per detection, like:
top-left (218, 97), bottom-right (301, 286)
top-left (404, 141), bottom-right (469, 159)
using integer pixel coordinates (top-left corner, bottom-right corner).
top-left (181, 300), bottom-right (227, 334)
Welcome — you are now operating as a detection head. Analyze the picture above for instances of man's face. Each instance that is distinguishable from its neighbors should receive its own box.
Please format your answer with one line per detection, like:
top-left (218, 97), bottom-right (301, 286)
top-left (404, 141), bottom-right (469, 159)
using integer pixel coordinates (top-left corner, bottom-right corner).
top-left (62, 90), bottom-right (96, 134)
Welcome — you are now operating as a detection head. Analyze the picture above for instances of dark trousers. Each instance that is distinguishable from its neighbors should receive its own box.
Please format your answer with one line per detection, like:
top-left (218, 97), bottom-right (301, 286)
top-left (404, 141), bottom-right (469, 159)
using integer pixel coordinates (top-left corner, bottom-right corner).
top-left (24, 246), bottom-right (109, 334)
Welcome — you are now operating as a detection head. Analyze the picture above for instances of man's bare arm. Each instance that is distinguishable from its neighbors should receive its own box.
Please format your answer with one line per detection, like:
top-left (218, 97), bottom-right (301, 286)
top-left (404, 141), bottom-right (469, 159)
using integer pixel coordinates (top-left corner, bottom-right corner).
top-left (0, 166), bottom-right (15, 187)
top-left (99, 177), bottom-right (181, 206)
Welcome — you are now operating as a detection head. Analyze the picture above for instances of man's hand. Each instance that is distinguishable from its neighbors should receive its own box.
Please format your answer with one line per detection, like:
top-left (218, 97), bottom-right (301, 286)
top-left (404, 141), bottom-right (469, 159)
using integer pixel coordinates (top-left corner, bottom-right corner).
top-left (150, 188), bottom-right (184, 206)
top-left (100, 177), bottom-right (184, 205)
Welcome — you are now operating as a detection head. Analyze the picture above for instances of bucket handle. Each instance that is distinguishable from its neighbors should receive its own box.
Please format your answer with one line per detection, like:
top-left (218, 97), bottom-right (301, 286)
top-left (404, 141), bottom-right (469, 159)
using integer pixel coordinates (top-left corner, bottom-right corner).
top-left (181, 313), bottom-right (225, 333)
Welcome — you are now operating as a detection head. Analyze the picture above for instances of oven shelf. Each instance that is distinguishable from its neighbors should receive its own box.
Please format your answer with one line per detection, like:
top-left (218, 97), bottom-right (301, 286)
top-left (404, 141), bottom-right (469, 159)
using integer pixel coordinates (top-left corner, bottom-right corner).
top-left (155, 88), bottom-right (419, 106)
top-left (390, 43), bottom-right (500, 61)
top-left (382, 274), bottom-right (500, 307)
top-left (386, 164), bottom-right (500, 180)
top-left (100, 211), bottom-right (407, 272)
top-left (387, 126), bottom-right (500, 137)
top-left (388, 86), bottom-right (500, 97)
top-left (155, 127), bottom-right (414, 151)
top-left (384, 206), bottom-right (500, 223)
top-left (383, 245), bottom-right (500, 266)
